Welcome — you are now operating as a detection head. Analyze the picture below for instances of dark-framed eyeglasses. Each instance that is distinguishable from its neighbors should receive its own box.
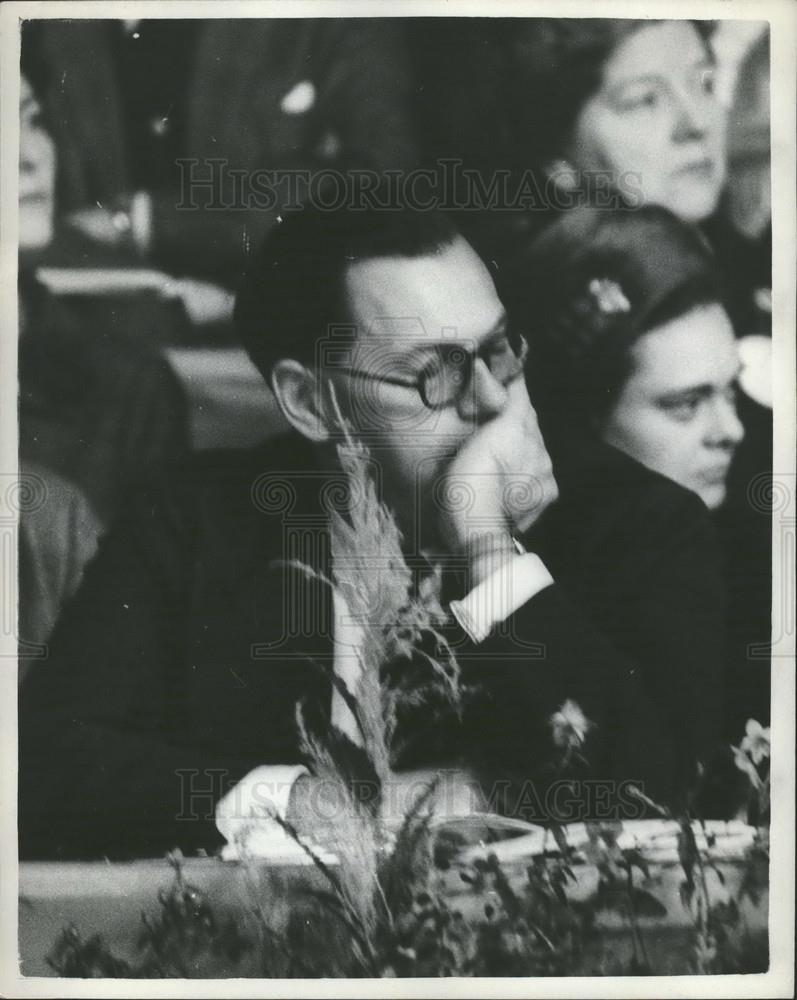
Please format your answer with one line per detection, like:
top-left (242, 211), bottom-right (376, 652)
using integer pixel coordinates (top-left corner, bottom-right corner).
top-left (336, 328), bottom-right (529, 411)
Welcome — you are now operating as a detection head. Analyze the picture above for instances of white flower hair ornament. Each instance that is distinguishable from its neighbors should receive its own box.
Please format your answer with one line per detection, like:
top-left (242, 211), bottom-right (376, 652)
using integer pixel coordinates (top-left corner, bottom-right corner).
top-left (588, 278), bottom-right (631, 315)
top-left (549, 699), bottom-right (594, 750)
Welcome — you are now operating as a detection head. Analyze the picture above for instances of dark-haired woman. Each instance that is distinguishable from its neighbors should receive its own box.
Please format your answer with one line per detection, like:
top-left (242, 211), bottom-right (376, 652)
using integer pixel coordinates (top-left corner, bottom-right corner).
top-left (506, 21), bottom-right (725, 221)
top-left (503, 205), bottom-right (771, 783)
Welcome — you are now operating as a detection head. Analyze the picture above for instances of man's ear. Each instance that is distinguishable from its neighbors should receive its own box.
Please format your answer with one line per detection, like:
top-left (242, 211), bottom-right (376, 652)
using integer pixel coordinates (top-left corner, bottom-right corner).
top-left (270, 360), bottom-right (331, 442)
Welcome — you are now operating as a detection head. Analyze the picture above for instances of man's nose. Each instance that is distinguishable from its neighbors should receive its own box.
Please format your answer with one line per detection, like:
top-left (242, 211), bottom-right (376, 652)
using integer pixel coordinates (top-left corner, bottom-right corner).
top-left (456, 358), bottom-right (508, 423)
top-left (706, 396), bottom-right (745, 447)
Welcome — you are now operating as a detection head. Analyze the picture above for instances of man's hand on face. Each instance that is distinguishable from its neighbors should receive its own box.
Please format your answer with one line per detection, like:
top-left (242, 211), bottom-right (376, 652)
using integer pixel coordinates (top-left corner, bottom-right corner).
top-left (438, 380), bottom-right (558, 581)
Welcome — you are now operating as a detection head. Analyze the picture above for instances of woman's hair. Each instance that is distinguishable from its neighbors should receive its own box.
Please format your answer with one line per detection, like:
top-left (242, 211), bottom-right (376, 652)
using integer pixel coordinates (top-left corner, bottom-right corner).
top-left (20, 21), bottom-right (51, 99)
top-left (504, 18), bottom-right (716, 171)
top-left (501, 205), bottom-right (725, 443)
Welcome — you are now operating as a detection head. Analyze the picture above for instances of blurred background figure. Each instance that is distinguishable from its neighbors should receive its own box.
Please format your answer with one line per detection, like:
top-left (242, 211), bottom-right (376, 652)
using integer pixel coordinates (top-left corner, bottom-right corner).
top-left (503, 205), bottom-right (771, 748)
top-left (716, 25), bottom-right (771, 257)
top-left (18, 74), bottom-right (55, 253)
top-left (20, 17), bottom-right (418, 450)
top-left (22, 18), bottom-right (418, 289)
top-left (18, 75), bottom-right (101, 683)
top-left (19, 72), bottom-right (189, 540)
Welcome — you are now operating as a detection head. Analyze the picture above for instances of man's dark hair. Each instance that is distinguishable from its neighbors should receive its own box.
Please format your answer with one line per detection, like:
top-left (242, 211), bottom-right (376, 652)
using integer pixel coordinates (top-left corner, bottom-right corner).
top-left (235, 205), bottom-right (459, 381)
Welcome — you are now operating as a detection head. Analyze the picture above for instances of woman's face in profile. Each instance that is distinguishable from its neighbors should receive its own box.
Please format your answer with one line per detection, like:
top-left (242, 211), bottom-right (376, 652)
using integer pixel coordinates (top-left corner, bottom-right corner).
top-left (602, 302), bottom-right (744, 511)
top-left (567, 21), bottom-right (728, 224)
top-left (19, 75), bottom-right (56, 254)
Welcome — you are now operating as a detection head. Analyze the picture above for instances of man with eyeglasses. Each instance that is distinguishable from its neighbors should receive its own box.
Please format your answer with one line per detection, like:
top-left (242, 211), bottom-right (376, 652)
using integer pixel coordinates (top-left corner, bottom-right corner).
top-left (20, 206), bottom-right (726, 859)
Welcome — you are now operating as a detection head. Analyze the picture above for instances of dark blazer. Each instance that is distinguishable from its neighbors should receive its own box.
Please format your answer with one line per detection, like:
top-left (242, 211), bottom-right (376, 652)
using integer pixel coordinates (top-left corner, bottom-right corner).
top-left (19, 433), bottom-right (726, 859)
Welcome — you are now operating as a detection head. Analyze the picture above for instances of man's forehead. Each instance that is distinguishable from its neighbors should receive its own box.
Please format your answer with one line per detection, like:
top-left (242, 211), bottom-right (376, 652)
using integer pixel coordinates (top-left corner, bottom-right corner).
top-left (342, 236), bottom-right (503, 350)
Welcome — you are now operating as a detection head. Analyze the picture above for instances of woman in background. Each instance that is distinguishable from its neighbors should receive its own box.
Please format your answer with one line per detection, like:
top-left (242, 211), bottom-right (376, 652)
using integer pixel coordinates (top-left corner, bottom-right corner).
top-left (17, 75), bottom-right (100, 683)
top-left (18, 74), bottom-right (190, 530)
top-left (506, 20), bottom-right (727, 222)
top-left (503, 205), bottom-right (771, 760)
top-left (18, 74), bottom-right (190, 680)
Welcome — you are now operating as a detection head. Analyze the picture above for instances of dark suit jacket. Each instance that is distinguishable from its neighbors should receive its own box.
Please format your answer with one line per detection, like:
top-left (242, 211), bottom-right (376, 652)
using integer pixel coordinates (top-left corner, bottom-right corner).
top-left (31, 19), bottom-right (418, 280)
top-left (19, 434), bottom-right (726, 859)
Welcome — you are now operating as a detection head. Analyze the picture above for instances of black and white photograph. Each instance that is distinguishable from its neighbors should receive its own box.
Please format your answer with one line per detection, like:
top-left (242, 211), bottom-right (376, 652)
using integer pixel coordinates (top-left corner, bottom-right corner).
top-left (0, 0), bottom-right (794, 994)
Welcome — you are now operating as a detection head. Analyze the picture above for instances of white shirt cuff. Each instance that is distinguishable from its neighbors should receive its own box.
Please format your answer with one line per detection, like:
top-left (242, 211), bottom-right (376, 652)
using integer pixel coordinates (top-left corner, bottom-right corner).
top-left (215, 764), bottom-right (308, 859)
top-left (449, 552), bottom-right (554, 644)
